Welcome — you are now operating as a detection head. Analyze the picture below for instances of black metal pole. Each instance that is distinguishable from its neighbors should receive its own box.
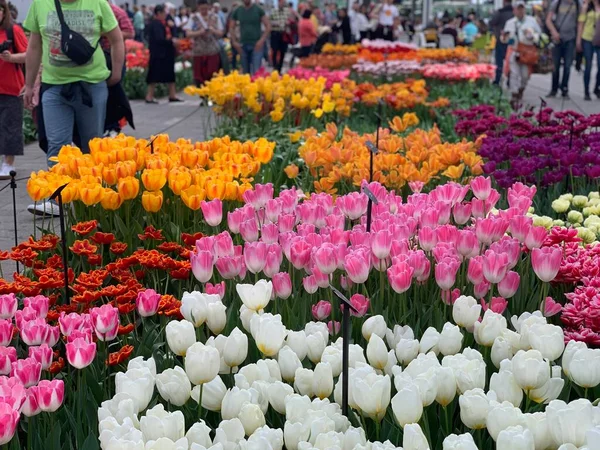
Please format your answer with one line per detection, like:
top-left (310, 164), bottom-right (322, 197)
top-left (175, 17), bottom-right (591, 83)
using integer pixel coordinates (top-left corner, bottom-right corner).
top-left (341, 304), bottom-right (350, 416)
top-left (538, 97), bottom-right (546, 125)
top-left (51, 184), bottom-right (70, 305)
top-left (10, 171), bottom-right (19, 273)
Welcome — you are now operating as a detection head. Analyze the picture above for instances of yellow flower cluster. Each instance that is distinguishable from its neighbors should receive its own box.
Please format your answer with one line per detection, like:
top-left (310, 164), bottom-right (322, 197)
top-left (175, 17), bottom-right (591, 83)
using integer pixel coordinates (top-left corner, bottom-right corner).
top-left (185, 71), bottom-right (354, 122)
top-left (546, 192), bottom-right (600, 243)
top-left (322, 43), bottom-right (360, 54)
top-left (27, 134), bottom-right (275, 212)
top-left (297, 114), bottom-right (483, 194)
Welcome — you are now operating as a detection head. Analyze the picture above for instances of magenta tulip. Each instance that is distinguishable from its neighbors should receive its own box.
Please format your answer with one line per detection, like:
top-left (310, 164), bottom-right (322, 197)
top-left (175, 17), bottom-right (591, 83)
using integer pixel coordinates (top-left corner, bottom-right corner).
top-left (289, 239), bottom-right (312, 270)
top-left (28, 344), bottom-right (53, 370)
top-left (21, 386), bottom-right (41, 417)
top-left (190, 249), bottom-right (214, 283)
top-left (0, 347), bottom-right (16, 376)
top-left (349, 294), bottom-right (370, 317)
top-left (387, 262), bottom-right (414, 294)
top-left (20, 319), bottom-right (48, 346)
top-left (36, 379), bottom-right (64, 412)
top-left (0, 376), bottom-right (25, 411)
top-left (543, 296), bottom-right (562, 317)
top-left (312, 300), bottom-right (332, 321)
top-left (336, 192), bottom-right (368, 220)
top-left (58, 312), bottom-right (91, 337)
top-left (201, 198), bottom-right (223, 227)
top-left (66, 337), bottom-right (96, 369)
top-left (473, 281), bottom-right (491, 299)
top-left (23, 296), bottom-right (50, 319)
top-left (42, 325), bottom-right (60, 347)
top-left (313, 243), bottom-right (338, 275)
top-left (531, 247), bottom-right (562, 282)
top-left (272, 272), bottom-right (292, 299)
top-left (90, 304), bottom-right (119, 341)
top-left (11, 357), bottom-right (41, 388)
top-left (136, 289), bottom-right (161, 317)
top-left (0, 294), bottom-right (17, 320)
top-left (14, 307), bottom-right (37, 330)
top-left (205, 281), bottom-right (226, 299)
top-left (0, 402), bottom-right (19, 445)
top-left (0, 319), bottom-right (12, 347)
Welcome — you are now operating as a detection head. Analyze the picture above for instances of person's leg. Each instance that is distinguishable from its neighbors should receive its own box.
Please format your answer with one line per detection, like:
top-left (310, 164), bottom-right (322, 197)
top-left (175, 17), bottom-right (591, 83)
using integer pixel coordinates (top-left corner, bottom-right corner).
top-left (251, 44), bottom-right (263, 75)
top-left (279, 42), bottom-right (288, 72)
top-left (494, 43), bottom-right (507, 85)
top-left (168, 83), bottom-right (178, 99)
top-left (561, 39), bottom-right (575, 95)
top-left (42, 86), bottom-right (75, 167)
top-left (231, 46), bottom-right (238, 70)
top-left (582, 39), bottom-right (593, 97)
top-left (146, 83), bottom-right (156, 101)
top-left (241, 44), bottom-right (251, 74)
top-left (595, 46), bottom-right (600, 95)
top-left (270, 32), bottom-right (278, 68)
top-left (551, 42), bottom-right (562, 94)
top-left (73, 82), bottom-right (108, 154)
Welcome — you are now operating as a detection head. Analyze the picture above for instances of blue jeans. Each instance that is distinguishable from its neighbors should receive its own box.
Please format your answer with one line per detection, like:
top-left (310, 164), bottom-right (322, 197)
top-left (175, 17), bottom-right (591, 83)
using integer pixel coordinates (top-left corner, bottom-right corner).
top-left (582, 39), bottom-right (600, 95)
top-left (551, 38), bottom-right (576, 94)
top-left (494, 42), bottom-right (508, 85)
top-left (240, 43), bottom-right (263, 75)
top-left (42, 81), bottom-right (108, 167)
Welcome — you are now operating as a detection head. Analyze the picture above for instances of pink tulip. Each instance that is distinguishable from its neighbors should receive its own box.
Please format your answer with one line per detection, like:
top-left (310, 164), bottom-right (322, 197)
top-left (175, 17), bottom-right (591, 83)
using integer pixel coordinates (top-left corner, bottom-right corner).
top-left (325, 213), bottom-right (345, 230)
top-left (453, 202), bottom-right (472, 225)
top-left (313, 243), bottom-right (338, 275)
top-left (387, 262), bottom-right (414, 294)
top-left (471, 198), bottom-right (485, 218)
top-left (260, 222), bottom-right (279, 244)
top-left (216, 256), bottom-right (243, 279)
top-left (67, 329), bottom-right (93, 343)
top-left (23, 296), bottom-right (50, 319)
top-left (239, 218), bottom-right (259, 242)
top-left (227, 210), bottom-right (243, 234)
top-left (20, 319), bottom-right (48, 347)
top-left (28, 344), bottom-right (53, 370)
top-left (327, 321), bottom-right (341, 335)
top-left (490, 237), bottom-right (520, 269)
top-left (531, 247), bottom-right (562, 282)
top-left (289, 239), bottom-right (312, 270)
top-left (90, 304), bottom-right (119, 341)
top-left (372, 229), bottom-right (393, 259)
top-left (66, 337), bottom-right (97, 369)
top-left (191, 250), bottom-right (214, 283)
top-left (244, 241), bottom-right (268, 274)
top-left (0, 294), bottom-right (17, 320)
top-left (265, 199), bottom-right (282, 223)
top-left (435, 257), bottom-right (460, 291)
top-left (0, 402), bottom-right (19, 445)
top-left (43, 325), bottom-right (60, 347)
top-left (201, 198), bottom-right (223, 226)
top-left (36, 379), bottom-right (64, 412)
top-left (312, 300), bottom-right (332, 321)
top-left (11, 357), bottom-right (41, 388)
top-left (264, 247), bottom-right (282, 278)
top-left (205, 281), bottom-right (226, 299)
top-left (340, 274), bottom-right (353, 290)
top-left (409, 181), bottom-right (424, 193)
top-left (482, 250), bottom-right (510, 284)
top-left (0, 347), bottom-right (16, 376)
top-left (481, 296), bottom-right (508, 314)
top-left (303, 275), bottom-right (318, 294)
top-left (436, 225), bottom-right (458, 245)
top-left (349, 293), bottom-right (370, 317)
top-left (272, 272), bottom-right (292, 299)
top-left (508, 215), bottom-right (533, 243)
top-left (336, 192), bottom-right (368, 220)
top-left (406, 250), bottom-right (428, 280)
top-left (21, 386), bottom-right (41, 417)
top-left (14, 307), bottom-right (37, 330)
top-left (418, 226), bottom-right (437, 252)
top-left (243, 183), bottom-right (274, 209)
top-left (421, 208), bottom-right (441, 228)
top-left (543, 296), bottom-right (562, 317)
top-left (473, 281), bottom-right (491, 299)
top-left (441, 288), bottom-right (461, 305)
top-left (278, 214), bottom-right (296, 233)
top-left (213, 232), bottom-right (235, 258)
top-left (456, 230), bottom-right (479, 258)
top-left (467, 256), bottom-right (484, 285)
top-left (433, 243), bottom-right (457, 263)
top-left (58, 312), bottom-right (89, 337)
top-left (195, 236), bottom-right (215, 255)
top-left (470, 176), bottom-right (492, 201)
top-left (0, 319), bottom-right (12, 347)
top-left (475, 216), bottom-right (509, 245)
top-left (0, 376), bottom-right (25, 411)
top-left (136, 289), bottom-right (161, 317)
top-left (525, 226), bottom-right (548, 250)
top-left (498, 271), bottom-right (520, 298)
top-left (344, 250), bottom-right (371, 284)
top-left (313, 268), bottom-right (330, 288)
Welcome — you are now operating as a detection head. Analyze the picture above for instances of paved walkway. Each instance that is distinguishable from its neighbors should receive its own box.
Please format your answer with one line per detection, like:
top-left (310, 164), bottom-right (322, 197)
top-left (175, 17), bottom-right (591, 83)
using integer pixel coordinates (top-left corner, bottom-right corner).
top-left (0, 69), bottom-right (598, 273)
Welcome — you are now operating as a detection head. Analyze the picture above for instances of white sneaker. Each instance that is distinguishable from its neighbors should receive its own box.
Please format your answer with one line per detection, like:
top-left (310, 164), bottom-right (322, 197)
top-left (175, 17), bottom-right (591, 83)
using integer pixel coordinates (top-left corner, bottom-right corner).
top-left (27, 200), bottom-right (61, 217)
top-left (0, 164), bottom-right (15, 180)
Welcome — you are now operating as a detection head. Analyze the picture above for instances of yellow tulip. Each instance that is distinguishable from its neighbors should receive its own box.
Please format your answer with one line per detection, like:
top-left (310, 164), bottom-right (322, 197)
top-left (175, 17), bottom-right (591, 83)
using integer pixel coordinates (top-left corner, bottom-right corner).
top-left (117, 176), bottom-right (140, 200)
top-left (168, 168), bottom-right (192, 196)
top-left (102, 165), bottom-right (119, 186)
top-left (289, 131), bottom-right (302, 143)
top-left (141, 168), bottom-right (168, 191)
top-left (26, 177), bottom-right (50, 202)
top-left (313, 109), bottom-right (324, 119)
top-left (115, 146), bottom-right (138, 163)
top-left (115, 160), bottom-right (137, 179)
top-left (142, 190), bottom-right (164, 213)
top-left (270, 109), bottom-right (284, 123)
top-left (205, 178), bottom-right (226, 200)
top-left (101, 188), bottom-right (123, 210)
top-left (181, 185), bottom-right (205, 210)
top-left (80, 183), bottom-right (104, 206)
top-left (284, 164), bottom-right (299, 179)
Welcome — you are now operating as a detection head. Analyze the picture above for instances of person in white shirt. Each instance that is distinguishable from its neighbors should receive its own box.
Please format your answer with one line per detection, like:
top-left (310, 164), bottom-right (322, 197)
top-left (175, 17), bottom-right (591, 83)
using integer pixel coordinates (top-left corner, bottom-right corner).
top-left (503, 1), bottom-right (541, 108)
top-left (349, 2), bottom-right (370, 42)
top-left (375, 0), bottom-right (398, 40)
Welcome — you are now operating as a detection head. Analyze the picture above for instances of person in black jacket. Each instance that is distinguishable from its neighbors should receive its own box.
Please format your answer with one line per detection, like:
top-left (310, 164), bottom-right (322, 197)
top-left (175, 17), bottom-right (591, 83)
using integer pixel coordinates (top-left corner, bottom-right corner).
top-left (334, 8), bottom-right (352, 44)
top-left (489, 0), bottom-right (514, 85)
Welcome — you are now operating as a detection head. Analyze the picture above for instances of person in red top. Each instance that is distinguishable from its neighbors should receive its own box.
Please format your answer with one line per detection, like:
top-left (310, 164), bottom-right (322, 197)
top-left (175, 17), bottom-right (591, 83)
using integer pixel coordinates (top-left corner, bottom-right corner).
top-left (0, 0), bottom-right (27, 179)
top-left (298, 9), bottom-right (317, 57)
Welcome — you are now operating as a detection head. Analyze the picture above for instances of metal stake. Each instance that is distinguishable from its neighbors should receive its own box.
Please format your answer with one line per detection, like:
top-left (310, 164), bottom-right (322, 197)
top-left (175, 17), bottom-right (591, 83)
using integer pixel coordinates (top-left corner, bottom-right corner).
top-left (9, 171), bottom-right (19, 273)
top-left (50, 184), bottom-right (70, 305)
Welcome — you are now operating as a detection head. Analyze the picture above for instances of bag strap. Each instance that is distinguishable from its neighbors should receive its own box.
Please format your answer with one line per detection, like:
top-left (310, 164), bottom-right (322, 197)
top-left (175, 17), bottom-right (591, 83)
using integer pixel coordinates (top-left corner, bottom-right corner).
top-left (53, 0), bottom-right (68, 29)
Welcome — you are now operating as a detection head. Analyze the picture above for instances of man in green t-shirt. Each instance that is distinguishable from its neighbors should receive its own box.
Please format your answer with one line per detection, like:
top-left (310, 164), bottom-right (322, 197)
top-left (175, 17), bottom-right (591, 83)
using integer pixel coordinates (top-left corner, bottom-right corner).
top-left (22, 0), bottom-right (124, 216)
top-left (229, 0), bottom-right (270, 75)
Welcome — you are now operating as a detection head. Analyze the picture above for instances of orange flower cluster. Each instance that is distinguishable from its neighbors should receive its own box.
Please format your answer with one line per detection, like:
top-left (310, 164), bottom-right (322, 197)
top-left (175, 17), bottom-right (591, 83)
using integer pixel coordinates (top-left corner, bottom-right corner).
top-left (354, 79), bottom-right (442, 110)
top-left (357, 47), bottom-right (477, 63)
top-left (26, 134), bottom-right (275, 212)
top-left (299, 54), bottom-right (358, 69)
top-left (297, 115), bottom-right (483, 194)
top-left (321, 43), bottom-right (360, 54)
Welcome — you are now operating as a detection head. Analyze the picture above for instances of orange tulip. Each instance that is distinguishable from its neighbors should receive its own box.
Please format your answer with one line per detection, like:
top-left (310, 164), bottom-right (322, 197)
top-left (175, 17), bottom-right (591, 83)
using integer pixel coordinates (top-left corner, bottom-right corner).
top-left (181, 185), bottom-right (205, 210)
top-left (141, 168), bottom-right (168, 191)
top-left (27, 177), bottom-right (50, 202)
top-left (284, 164), bottom-right (299, 179)
top-left (117, 176), bottom-right (140, 200)
top-left (115, 146), bottom-right (138, 163)
top-left (115, 160), bottom-right (137, 179)
top-left (61, 182), bottom-right (79, 204)
top-left (101, 188), bottom-right (123, 210)
top-left (168, 169), bottom-right (192, 196)
top-left (141, 190), bottom-right (163, 213)
top-left (80, 183), bottom-right (104, 206)
top-left (205, 178), bottom-right (226, 200)
top-left (102, 165), bottom-right (119, 186)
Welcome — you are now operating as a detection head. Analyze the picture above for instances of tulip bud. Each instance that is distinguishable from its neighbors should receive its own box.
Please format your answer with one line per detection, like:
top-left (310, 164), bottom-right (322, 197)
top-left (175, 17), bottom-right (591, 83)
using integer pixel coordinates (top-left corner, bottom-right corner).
top-left (0, 403), bottom-right (19, 446)
top-left (435, 366), bottom-right (457, 407)
top-left (459, 388), bottom-right (490, 430)
top-left (403, 423), bottom-right (430, 450)
top-left (185, 342), bottom-right (220, 385)
top-left (391, 381), bottom-right (423, 427)
top-left (236, 280), bottom-right (272, 312)
top-left (362, 315), bottom-right (387, 341)
top-left (185, 421), bottom-right (212, 449)
top-left (438, 323), bottom-right (463, 356)
top-left (166, 320), bottom-right (196, 357)
top-left (136, 289), bottom-right (161, 317)
top-left (395, 339), bottom-right (420, 365)
top-left (452, 296), bottom-right (481, 330)
top-left (223, 327), bottom-right (248, 368)
top-left (156, 367), bottom-right (192, 406)
top-left (278, 346), bottom-right (302, 383)
top-left (511, 350), bottom-right (550, 391)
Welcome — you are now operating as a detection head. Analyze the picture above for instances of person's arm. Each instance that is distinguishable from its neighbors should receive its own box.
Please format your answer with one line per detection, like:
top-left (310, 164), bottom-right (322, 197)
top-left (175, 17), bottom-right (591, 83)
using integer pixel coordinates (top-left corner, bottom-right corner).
top-left (105, 27), bottom-right (125, 86)
top-left (229, 14), bottom-right (242, 52)
top-left (120, 12), bottom-right (135, 39)
top-left (576, 1), bottom-right (588, 51)
top-left (546, 2), bottom-right (561, 42)
top-left (211, 14), bottom-right (224, 38)
top-left (24, 32), bottom-right (42, 109)
top-left (255, 13), bottom-right (270, 50)
top-left (0, 24), bottom-right (27, 64)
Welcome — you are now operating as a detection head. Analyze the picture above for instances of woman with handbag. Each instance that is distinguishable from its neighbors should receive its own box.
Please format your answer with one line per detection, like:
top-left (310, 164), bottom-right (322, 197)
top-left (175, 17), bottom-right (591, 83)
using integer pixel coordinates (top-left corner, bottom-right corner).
top-left (576, 0), bottom-right (600, 99)
top-left (504, 1), bottom-right (541, 109)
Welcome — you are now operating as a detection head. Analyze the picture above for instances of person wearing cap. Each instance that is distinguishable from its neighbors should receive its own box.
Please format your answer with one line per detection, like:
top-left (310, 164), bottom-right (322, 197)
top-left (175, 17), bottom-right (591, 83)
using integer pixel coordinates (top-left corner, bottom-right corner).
top-left (229, 0), bottom-right (270, 74)
top-left (489, 0), bottom-right (514, 84)
top-left (504, 1), bottom-right (541, 108)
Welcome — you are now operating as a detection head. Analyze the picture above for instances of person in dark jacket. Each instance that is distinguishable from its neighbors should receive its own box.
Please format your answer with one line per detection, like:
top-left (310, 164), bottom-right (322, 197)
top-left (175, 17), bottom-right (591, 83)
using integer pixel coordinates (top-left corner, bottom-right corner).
top-left (333, 7), bottom-right (352, 44)
top-left (489, 0), bottom-right (514, 85)
top-left (145, 4), bottom-right (181, 103)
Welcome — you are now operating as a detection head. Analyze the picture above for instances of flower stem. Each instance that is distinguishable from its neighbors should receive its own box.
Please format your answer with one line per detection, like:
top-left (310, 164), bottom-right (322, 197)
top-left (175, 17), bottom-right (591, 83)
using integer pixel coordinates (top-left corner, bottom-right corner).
top-left (197, 383), bottom-right (204, 421)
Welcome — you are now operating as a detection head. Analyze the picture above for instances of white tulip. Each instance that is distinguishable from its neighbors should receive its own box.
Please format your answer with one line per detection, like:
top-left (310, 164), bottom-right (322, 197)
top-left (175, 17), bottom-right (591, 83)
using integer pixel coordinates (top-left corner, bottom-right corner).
top-left (185, 342), bottom-right (221, 385)
top-left (294, 368), bottom-right (314, 397)
top-left (206, 335), bottom-right (229, 374)
top-left (250, 314), bottom-right (287, 357)
top-left (491, 336), bottom-right (514, 368)
top-left (286, 330), bottom-right (308, 361)
top-left (248, 426), bottom-right (283, 450)
top-left (496, 425), bottom-right (535, 450)
top-left (181, 291), bottom-right (218, 326)
top-left (528, 323), bottom-right (565, 361)
top-left (268, 381), bottom-right (294, 414)
top-left (353, 372), bottom-right (391, 422)
top-left (144, 437), bottom-right (188, 450)
top-left (419, 327), bottom-right (440, 354)
top-left (438, 323), bottom-right (463, 356)
top-left (224, 327), bottom-right (248, 368)
top-left (127, 357), bottom-right (156, 379)
top-left (206, 301), bottom-right (227, 335)
top-left (186, 421), bottom-right (212, 448)
top-left (362, 315), bottom-right (387, 341)
top-left (306, 333), bottom-right (327, 364)
top-left (140, 404), bottom-right (185, 443)
top-left (284, 421), bottom-right (310, 450)
top-left (304, 322), bottom-right (328, 343)
top-left (568, 347), bottom-right (600, 388)
top-left (435, 366), bottom-right (456, 407)
top-left (98, 393), bottom-right (139, 428)
top-left (156, 366), bottom-right (192, 406)
top-left (529, 365), bottom-right (564, 404)
top-left (308, 415), bottom-right (336, 445)
top-left (367, 334), bottom-right (389, 370)
top-left (396, 339), bottom-right (420, 365)
top-left (511, 350), bottom-right (550, 391)
top-left (501, 329), bottom-right (523, 354)
top-left (383, 350), bottom-right (398, 376)
top-left (443, 353), bottom-right (486, 394)
top-left (321, 346), bottom-right (342, 377)
top-left (99, 417), bottom-right (143, 450)
top-left (523, 412), bottom-right (554, 450)
top-left (386, 325), bottom-right (414, 349)
top-left (489, 366), bottom-right (523, 407)
top-left (165, 320), bottom-right (196, 356)
top-left (238, 403), bottom-right (265, 436)
top-left (239, 305), bottom-right (257, 332)
top-left (414, 367), bottom-right (438, 407)
top-left (115, 368), bottom-right (155, 413)
top-left (213, 418), bottom-right (245, 449)
top-left (312, 362), bottom-right (334, 400)
top-left (391, 380), bottom-right (423, 427)
top-left (587, 426), bottom-right (600, 450)
top-left (511, 311), bottom-right (545, 334)
top-left (236, 280), bottom-right (272, 312)
top-left (442, 433), bottom-right (478, 450)
top-left (221, 387), bottom-right (258, 420)
top-left (192, 375), bottom-right (227, 411)
top-left (562, 340), bottom-right (587, 378)
top-left (342, 426), bottom-right (367, 449)
top-left (459, 388), bottom-right (490, 430)
top-left (452, 295), bottom-right (481, 330)
top-left (105, 438), bottom-right (145, 450)
top-left (284, 394), bottom-right (312, 424)
top-left (249, 380), bottom-right (269, 415)
top-left (473, 310), bottom-right (507, 347)
top-left (278, 346), bottom-right (302, 382)
top-left (547, 399), bottom-right (594, 447)
top-left (189, 443), bottom-right (224, 450)
top-left (487, 400), bottom-right (525, 441)
top-left (405, 352), bottom-right (441, 379)
top-left (517, 313), bottom-right (548, 350)
top-left (403, 423), bottom-right (430, 450)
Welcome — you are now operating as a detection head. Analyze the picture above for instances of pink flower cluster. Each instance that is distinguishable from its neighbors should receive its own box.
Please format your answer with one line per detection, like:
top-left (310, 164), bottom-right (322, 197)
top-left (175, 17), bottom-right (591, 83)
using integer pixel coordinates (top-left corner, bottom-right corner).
top-left (352, 60), bottom-right (421, 76)
top-left (189, 179), bottom-right (564, 322)
top-left (360, 39), bottom-right (418, 53)
top-left (420, 63), bottom-right (496, 81)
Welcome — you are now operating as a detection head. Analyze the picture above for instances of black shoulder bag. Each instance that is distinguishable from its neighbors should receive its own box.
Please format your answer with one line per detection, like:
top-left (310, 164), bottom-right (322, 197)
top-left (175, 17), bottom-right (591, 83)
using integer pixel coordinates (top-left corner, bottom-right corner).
top-left (53, 0), bottom-right (98, 65)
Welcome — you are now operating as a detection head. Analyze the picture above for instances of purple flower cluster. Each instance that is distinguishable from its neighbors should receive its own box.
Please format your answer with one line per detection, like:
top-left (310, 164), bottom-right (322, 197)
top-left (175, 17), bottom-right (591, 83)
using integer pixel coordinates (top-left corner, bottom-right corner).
top-left (454, 106), bottom-right (600, 188)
